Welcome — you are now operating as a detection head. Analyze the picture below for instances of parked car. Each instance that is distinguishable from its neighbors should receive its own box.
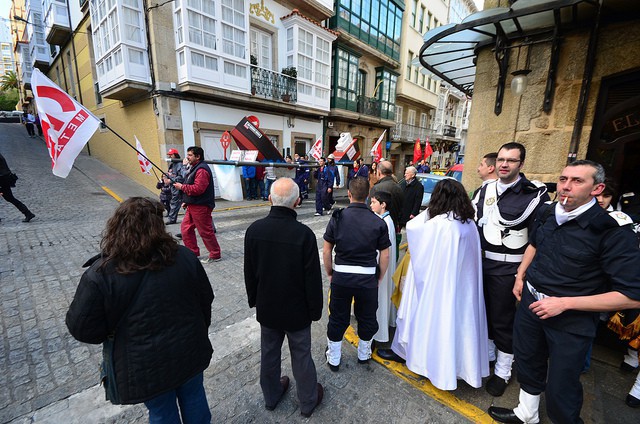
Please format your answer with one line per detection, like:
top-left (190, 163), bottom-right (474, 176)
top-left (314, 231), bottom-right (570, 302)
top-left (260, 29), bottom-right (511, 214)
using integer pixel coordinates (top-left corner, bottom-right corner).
top-left (416, 173), bottom-right (455, 208)
top-left (445, 163), bottom-right (464, 182)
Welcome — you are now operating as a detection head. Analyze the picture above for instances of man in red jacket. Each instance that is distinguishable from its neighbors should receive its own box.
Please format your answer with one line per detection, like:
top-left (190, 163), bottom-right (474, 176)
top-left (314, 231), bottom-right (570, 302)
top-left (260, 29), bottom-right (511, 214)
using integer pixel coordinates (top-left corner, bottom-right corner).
top-left (174, 146), bottom-right (221, 264)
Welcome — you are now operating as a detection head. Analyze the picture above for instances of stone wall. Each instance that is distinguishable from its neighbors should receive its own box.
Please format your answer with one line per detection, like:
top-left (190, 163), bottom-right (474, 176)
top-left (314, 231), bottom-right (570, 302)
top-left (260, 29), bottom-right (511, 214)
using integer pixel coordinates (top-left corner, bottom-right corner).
top-left (463, 18), bottom-right (640, 190)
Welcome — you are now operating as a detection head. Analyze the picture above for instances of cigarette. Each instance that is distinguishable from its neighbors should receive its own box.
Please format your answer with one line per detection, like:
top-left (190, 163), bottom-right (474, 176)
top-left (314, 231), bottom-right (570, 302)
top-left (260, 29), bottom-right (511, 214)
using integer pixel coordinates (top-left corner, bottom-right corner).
top-left (562, 197), bottom-right (568, 205)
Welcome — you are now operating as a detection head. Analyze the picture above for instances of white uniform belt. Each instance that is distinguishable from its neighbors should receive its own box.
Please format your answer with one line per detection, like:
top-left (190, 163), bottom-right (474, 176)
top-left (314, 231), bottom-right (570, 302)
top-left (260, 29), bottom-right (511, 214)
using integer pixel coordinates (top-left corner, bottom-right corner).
top-left (333, 264), bottom-right (376, 275)
top-left (482, 250), bottom-right (524, 263)
top-left (527, 281), bottom-right (549, 301)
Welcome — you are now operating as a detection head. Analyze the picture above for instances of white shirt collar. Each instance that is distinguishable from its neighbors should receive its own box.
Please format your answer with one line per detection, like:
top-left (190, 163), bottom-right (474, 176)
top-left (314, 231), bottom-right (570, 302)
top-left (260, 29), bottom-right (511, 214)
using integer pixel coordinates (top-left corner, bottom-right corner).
top-left (497, 176), bottom-right (521, 196)
top-left (555, 198), bottom-right (596, 225)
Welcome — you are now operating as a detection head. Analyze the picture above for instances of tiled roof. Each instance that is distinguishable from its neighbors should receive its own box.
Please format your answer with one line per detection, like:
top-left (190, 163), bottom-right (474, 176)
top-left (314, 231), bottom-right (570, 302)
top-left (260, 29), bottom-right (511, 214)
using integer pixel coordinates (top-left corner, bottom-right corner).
top-left (280, 9), bottom-right (340, 37)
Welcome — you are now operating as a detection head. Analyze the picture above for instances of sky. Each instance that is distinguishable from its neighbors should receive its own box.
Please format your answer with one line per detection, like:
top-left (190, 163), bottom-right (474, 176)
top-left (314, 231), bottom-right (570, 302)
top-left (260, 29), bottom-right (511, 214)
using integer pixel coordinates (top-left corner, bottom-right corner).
top-left (0, 0), bottom-right (9, 20)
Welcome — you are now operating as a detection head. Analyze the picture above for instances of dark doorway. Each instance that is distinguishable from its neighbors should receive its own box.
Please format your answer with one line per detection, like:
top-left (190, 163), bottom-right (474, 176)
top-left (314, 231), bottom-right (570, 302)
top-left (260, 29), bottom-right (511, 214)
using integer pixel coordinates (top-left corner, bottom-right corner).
top-left (588, 68), bottom-right (640, 212)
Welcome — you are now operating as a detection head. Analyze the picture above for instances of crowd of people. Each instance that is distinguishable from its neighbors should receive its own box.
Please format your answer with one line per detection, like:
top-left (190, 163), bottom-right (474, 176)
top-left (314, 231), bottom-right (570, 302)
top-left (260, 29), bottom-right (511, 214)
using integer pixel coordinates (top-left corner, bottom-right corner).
top-left (65, 143), bottom-right (640, 423)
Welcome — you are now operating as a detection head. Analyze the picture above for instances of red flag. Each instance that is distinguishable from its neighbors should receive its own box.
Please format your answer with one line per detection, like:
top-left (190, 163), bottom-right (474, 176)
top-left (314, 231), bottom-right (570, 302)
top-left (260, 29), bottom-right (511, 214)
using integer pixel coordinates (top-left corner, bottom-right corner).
top-left (31, 69), bottom-right (101, 178)
top-left (370, 130), bottom-right (386, 163)
top-left (309, 138), bottom-right (323, 160)
top-left (413, 139), bottom-right (422, 164)
top-left (423, 138), bottom-right (433, 160)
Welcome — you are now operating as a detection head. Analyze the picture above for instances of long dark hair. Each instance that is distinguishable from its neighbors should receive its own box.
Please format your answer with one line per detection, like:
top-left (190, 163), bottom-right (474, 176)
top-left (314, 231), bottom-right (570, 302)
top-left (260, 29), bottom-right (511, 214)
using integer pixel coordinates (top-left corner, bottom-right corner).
top-left (100, 197), bottom-right (179, 274)
top-left (427, 179), bottom-right (475, 222)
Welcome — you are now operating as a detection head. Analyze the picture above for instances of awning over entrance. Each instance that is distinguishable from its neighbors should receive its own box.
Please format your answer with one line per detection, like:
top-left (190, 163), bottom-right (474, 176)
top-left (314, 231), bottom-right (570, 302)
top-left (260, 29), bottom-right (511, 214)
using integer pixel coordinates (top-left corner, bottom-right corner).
top-left (418, 0), bottom-right (601, 97)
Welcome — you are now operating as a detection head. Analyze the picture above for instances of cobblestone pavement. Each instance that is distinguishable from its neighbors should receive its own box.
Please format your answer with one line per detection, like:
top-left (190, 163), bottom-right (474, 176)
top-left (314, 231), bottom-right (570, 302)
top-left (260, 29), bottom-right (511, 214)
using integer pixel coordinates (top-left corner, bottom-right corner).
top-left (1, 122), bottom-right (638, 423)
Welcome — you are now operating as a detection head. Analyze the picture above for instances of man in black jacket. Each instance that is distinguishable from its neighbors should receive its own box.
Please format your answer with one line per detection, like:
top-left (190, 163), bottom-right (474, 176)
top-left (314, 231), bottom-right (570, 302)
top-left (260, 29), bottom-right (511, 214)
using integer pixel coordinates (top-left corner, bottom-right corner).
top-left (244, 177), bottom-right (324, 418)
top-left (399, 166), bottom-right (423, 228)
top-left (0, 153), bottom-right (35, 222)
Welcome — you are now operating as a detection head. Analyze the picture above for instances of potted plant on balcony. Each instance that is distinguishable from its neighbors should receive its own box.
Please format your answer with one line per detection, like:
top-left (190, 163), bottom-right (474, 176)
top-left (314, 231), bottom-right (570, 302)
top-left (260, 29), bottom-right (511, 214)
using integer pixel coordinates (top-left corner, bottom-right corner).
top-left (250, 55), bottom-right (258, 95)
top-left (281, 66), bottom-right (297, 102)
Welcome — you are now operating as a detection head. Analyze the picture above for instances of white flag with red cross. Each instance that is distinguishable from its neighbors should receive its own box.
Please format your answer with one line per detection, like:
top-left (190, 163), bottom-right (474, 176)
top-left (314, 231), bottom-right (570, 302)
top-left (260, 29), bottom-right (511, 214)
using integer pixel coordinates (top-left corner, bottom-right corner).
top-left (31, 69), bottom-right (101, 178)
top-left (135, 136), bottom-right (153, 175)
top-left (370, 130), bottom-right (386, 163)
top-left (309, 138), bottom-right (323, 160)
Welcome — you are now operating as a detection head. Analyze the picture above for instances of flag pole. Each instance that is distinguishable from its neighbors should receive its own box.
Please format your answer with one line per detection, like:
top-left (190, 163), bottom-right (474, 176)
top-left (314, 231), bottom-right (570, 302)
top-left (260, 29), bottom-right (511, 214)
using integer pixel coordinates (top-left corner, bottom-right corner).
top-left (102, 123), bottom-right (171, 179)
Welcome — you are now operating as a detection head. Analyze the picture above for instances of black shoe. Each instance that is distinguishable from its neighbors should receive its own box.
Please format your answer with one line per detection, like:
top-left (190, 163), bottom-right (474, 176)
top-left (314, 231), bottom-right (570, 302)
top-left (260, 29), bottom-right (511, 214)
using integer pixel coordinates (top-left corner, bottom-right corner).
top-left (265, 376), bottom-right (290, 411)
top-left (165, 220), bottom-right (177, 225)
top-left (327, 362), bottom-right (339, 372)
top-left (22, 213), bottom-right (35, 223)
top-left (175, 233), bottom-right (182, 239)
top-left (376, 348), bottom-right (405, 363)
top-left (486, 375), bottom-right (509, 397)
top-left (627, 394), bottom-right (640, 408)
top-left (487, 406), bottom-right (523, 423)
top-left (301, 383), bottom-right (323, 418)
top-left (620, 362), bottom-right (638, 373)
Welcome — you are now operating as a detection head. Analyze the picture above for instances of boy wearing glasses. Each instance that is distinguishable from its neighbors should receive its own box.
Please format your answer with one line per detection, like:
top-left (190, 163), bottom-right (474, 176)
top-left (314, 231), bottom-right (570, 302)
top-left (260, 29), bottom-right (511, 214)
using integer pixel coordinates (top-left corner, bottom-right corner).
top-left (473, 142), bottom-right (549, 397)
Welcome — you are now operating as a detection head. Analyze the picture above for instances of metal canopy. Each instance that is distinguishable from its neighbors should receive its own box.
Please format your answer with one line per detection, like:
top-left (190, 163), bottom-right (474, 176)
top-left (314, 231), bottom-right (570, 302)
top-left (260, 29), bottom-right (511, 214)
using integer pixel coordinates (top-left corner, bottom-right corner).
top-left (418, 0), bottom-right (600, 97)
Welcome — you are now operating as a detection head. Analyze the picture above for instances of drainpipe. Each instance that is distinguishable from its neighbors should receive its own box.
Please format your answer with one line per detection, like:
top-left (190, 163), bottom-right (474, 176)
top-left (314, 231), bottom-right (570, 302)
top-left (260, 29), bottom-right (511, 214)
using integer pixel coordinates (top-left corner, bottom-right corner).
top-left (566, 0), bottom-right (602, 163)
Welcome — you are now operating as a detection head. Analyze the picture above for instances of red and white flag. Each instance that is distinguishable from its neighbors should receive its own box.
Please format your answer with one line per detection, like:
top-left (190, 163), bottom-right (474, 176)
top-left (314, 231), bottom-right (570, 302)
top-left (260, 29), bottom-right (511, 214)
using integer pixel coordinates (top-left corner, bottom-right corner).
top-left (135, 136), bottom-right (153, 175)
top-left (309, 138), bottom-right (323, 160)
top-left (370, 130), bottom-right (386, 163)
top-left (31, 69), bottom-right (101, 178)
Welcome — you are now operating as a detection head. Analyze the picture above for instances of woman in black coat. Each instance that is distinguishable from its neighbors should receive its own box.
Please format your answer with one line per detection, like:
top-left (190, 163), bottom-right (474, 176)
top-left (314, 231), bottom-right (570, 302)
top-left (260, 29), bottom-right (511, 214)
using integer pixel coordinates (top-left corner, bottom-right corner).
top-left (66, 197), bottom-right (214, 423)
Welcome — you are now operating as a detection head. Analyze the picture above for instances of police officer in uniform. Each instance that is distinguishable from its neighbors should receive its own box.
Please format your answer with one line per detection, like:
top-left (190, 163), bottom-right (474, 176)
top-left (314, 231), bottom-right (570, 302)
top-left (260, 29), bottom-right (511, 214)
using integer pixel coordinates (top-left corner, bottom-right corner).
top-left (314, 157), bottom-right (334, 216)
top-left (473, 142), bottom-right (549, 396)
top-left (293, 153), bottom-right (309, 205)
top-left (323, 177), bottom-right (391, 371)
top-left (489, 160), bottom-right (640, 424)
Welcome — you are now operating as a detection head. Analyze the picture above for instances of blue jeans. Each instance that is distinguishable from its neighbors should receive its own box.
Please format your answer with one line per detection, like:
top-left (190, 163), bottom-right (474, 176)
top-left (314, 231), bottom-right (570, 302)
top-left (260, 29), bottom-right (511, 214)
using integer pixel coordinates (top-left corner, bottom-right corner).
top-left (144, 372), bottom-right (211, 424)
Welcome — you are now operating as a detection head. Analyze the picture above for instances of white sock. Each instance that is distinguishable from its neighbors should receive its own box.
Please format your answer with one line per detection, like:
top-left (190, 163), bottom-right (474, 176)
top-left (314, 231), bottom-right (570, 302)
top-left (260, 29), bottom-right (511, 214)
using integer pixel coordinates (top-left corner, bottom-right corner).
top-left (494, 350), bottom-right (514, 381)
top-left (630, 371), bottom-right (640, 399)
top-left (513, 389), bottom-right (540, 423)
top-left (623, 348), bottom-right (639, 368)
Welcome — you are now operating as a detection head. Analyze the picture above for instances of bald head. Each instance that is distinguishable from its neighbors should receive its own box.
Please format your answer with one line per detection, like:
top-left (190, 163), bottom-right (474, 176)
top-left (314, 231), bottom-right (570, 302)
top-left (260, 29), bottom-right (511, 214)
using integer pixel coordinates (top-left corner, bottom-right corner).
top-left (270, 177), bottom-right (299, 209)
top-left (378, 160), bottom-right (393, 176)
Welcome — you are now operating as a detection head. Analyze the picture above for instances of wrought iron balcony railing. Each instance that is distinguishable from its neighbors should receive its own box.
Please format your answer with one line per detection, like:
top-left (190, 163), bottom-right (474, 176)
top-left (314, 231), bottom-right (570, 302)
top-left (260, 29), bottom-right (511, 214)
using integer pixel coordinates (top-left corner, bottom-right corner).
top-left (391, 123), bottom-right (435, 142)
top-left (250, 66), bottom-right (297, 104)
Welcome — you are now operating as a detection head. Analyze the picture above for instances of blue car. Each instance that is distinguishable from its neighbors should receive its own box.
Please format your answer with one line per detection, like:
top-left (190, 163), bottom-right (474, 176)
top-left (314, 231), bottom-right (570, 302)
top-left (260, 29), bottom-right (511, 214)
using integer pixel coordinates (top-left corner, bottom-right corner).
top-left (416, 173), bottom-right (455, 208)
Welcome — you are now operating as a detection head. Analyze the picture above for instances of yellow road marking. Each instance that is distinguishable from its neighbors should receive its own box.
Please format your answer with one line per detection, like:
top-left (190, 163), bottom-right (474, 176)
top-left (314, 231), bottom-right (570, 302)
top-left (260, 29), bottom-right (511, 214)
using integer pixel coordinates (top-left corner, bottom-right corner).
top-left (344, 326), bottom-right (493, 423)
top-left (101, 186), bottom-right (123, 203)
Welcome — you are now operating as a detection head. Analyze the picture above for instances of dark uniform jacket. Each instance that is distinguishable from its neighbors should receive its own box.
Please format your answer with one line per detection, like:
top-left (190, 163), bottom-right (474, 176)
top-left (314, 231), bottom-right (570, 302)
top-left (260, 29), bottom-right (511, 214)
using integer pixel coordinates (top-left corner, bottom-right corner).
top-left (526, 201), bottom-right (640, 337)
top-left (475, 173), bottom-right (549, 275)
top-left (244, 206), bottom-right (323, 331)
top-left (66, 246), bottom-right (214, 404)
top-left (323, 203), bottom-right (391, 289)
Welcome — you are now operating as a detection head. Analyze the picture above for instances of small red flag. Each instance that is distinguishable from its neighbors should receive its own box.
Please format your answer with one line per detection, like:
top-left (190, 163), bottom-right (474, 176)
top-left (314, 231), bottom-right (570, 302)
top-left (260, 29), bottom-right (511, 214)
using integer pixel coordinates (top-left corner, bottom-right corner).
top-left (423, 139), bottom-right (433, 160)
top-left (413, 139), bottom-right (422, 164)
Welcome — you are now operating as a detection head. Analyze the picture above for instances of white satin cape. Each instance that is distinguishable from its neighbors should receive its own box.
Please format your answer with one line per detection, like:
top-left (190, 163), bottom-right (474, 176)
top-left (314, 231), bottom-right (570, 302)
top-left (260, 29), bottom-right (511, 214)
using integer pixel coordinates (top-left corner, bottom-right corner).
top-left (390, 210), bottom-right (489, 390)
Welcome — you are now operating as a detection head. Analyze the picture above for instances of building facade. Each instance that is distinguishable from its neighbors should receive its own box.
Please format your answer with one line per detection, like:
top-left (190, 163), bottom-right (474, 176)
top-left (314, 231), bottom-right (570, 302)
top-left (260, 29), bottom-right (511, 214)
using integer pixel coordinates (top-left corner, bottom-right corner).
top-left (325, 0), bottom-right (403, 173)
top-left (12, 0), bottom-right (338, 194)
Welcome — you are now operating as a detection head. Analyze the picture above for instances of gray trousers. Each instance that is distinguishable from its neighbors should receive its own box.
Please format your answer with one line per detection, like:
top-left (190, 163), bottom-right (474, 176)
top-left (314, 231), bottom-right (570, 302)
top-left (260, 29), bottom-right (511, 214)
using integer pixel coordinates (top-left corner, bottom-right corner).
top-left (167, 188), bottom-right (183, 223)
top-left (260, 325), bottom-right (318, 414)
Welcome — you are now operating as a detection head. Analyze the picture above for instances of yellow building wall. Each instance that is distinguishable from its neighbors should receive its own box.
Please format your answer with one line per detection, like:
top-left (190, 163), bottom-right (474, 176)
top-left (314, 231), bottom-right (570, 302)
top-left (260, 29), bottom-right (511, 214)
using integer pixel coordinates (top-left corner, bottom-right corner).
top-left (47, 15), bottom-right (164, 194)
top-left (463, 19), bottom-right (640, 191)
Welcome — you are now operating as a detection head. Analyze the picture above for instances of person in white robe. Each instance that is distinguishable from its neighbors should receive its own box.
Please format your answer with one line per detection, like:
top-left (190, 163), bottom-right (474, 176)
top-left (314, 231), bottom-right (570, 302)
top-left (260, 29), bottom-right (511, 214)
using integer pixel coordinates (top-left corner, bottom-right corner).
top-left (370, 191), bottom-right (398, 343)
top-left (379, 178), bottom-right (490, 391)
